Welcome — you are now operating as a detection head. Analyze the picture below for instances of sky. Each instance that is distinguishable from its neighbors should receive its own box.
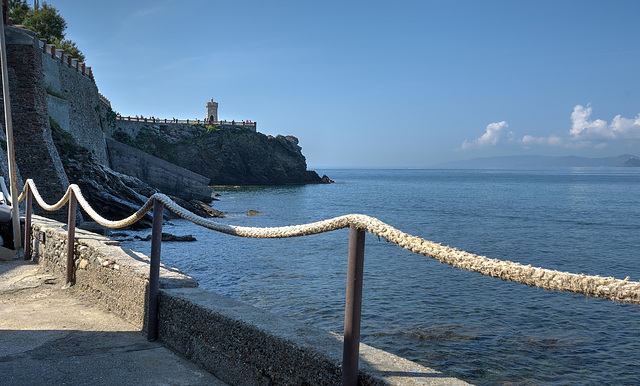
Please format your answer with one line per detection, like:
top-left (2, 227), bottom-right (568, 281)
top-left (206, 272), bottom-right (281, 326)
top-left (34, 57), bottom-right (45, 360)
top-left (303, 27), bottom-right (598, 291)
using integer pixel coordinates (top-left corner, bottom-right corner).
top-left (43, 0), bottom-right (640, 168)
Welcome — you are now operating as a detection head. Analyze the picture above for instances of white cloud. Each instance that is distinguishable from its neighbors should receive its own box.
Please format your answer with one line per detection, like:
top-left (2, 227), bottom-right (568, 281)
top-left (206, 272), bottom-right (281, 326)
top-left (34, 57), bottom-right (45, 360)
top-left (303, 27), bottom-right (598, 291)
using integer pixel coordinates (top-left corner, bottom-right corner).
top-left (609, 114), bottom-right (640, 139)
top-left (459, 105), bottom-right (640, 152)
top-left (570, 104), bottom-right (608, 138)
top-left (461, 121), bottom-right (510, 150)
top-left (569, 104), bottom-right (640, 140)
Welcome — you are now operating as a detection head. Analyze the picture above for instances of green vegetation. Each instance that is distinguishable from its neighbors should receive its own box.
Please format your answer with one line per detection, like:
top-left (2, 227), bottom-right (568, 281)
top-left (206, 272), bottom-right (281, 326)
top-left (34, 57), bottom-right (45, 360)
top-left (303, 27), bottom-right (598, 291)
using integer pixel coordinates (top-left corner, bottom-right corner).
top-left (112, 127), bottom-right (179, 163)
top-left (49, 117), bottom-right (80, 163)
top-left (189, 122), bottom-right (221, 134)
top-left (8, 1), bottom-right (85, 62)
top-left (45, 85), bottom-right (65, 99)
top-left (105, 107), bottom-right (117, 128)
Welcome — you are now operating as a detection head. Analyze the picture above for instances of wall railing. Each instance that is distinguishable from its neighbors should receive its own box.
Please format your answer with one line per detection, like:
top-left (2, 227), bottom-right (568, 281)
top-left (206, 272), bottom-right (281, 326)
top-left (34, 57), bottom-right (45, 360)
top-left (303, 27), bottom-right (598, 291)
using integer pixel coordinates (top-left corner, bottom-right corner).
top-left (115, 115), bottom-right (256, 128)
top-left (4, 177), bottom-right (640, 386)
top-left (35, 37), bottom-right (94, 81)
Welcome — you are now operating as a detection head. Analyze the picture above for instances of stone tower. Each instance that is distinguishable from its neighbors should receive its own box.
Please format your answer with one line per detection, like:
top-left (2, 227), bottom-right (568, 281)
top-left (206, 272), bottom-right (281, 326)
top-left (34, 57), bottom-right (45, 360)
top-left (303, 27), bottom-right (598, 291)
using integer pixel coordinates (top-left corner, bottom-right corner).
top-left (206, 98), bottom-right (218, 122)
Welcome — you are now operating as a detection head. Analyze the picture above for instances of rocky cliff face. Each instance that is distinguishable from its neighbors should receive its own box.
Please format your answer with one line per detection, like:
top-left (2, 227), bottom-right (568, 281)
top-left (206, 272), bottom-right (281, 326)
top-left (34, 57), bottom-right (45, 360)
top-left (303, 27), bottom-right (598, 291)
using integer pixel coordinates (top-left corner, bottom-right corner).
top-left (113, 123), bottom-right (323, 185)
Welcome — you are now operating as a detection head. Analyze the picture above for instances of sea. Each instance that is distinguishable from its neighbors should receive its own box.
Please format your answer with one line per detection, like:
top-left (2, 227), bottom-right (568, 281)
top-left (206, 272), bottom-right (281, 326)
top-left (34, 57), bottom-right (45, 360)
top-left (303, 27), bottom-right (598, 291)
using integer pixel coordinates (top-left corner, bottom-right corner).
top-left (120, 168), bottom-right (640, 385)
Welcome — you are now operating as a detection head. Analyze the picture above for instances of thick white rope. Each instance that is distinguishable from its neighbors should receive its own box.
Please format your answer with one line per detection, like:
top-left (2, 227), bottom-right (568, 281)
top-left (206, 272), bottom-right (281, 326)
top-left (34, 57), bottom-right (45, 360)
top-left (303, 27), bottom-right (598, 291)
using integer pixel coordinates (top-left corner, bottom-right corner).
top-left (20, 179), bottom-right (155, 228)
top-left (14, 179), bottom-right (640, 305)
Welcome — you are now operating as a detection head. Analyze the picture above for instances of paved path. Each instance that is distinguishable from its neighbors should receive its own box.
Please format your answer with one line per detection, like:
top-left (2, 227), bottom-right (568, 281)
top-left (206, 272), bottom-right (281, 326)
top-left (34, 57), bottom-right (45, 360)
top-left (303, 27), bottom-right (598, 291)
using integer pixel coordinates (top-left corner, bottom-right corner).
top-left (0, 259), bottom-right (228, 386)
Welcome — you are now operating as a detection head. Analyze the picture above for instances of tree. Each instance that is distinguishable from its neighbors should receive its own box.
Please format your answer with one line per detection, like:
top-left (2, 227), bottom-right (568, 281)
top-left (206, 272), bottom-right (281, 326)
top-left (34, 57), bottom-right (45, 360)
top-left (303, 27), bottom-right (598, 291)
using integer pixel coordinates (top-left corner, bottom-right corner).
top-left (23, 3), bottom-right (66, 42)
top-left (8, 1), bottom-right (85, 62)
top-left (54, 38), bottom-right (84, 62)
top-left (7, 1), bottom-right (30, 25)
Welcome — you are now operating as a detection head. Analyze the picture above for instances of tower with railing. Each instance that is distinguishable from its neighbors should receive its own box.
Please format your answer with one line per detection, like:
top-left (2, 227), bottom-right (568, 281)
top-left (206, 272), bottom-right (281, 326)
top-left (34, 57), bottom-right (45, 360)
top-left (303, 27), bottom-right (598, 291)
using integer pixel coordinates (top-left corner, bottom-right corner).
top-left (206, 98), bottom-right (218, 123)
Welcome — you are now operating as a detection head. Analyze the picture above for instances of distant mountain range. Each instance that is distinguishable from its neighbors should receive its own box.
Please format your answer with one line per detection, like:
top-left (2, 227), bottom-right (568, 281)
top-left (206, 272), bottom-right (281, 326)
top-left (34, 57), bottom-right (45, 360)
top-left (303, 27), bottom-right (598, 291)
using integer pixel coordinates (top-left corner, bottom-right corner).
top-left (435, 154), bottom-right (640, 169)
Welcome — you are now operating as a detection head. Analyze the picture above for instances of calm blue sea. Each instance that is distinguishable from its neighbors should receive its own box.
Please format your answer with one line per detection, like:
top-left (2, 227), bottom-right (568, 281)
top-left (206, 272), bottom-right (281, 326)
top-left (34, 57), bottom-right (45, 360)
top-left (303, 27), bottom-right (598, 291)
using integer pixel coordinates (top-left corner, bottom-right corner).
top-left (122, 168), bottom-right (640, 384)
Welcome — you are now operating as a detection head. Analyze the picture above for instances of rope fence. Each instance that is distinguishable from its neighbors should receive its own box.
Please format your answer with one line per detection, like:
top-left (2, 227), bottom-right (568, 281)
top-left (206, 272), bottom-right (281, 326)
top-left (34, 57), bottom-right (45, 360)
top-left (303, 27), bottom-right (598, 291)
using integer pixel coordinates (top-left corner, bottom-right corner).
top-left (6, 178), bottom-right (640, 385)
top-left (14, 178), bottom-right (640, 304)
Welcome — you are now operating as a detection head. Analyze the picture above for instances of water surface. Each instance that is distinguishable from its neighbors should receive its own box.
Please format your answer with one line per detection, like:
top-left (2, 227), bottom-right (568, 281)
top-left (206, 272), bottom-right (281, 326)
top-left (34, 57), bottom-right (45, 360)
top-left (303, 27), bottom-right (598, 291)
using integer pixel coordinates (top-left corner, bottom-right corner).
top-left (122, 168), bottom-right (640, 384)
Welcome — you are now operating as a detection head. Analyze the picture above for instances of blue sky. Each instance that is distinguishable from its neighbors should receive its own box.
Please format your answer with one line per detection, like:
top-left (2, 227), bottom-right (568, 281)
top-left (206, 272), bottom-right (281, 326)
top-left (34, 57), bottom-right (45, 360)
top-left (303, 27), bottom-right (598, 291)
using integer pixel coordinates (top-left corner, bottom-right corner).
top-left (46, 0), bottom-right (640, 167)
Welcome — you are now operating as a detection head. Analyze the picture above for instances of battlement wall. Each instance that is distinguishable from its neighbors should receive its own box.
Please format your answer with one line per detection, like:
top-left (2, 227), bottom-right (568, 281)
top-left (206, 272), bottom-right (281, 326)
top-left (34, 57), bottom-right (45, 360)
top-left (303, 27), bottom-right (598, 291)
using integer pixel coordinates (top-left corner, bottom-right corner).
top-left (39, 34), bottom-right (110, 165)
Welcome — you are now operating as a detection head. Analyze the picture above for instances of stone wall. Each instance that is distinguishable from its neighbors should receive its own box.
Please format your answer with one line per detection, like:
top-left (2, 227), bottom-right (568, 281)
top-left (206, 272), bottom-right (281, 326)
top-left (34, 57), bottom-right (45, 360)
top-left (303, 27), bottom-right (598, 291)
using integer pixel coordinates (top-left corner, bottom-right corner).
top-left (41, 36), bottom-right (110, 165)
top-left (106, 138), bottom-right (213, 201)
top-left (28, 215), bottom-right (198, 328)
top-left (0, 27), bottom-right (69, 221)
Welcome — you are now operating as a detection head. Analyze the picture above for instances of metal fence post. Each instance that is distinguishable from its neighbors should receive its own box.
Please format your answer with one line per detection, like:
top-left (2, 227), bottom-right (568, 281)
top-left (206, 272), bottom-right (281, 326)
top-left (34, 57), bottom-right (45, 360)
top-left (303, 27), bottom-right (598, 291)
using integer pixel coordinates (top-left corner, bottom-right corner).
top-left (65, 190), bottom-right (77, 287)
top-left (147, 198), bottom-right (163, 341)
top-left (342, 224), bottom-right (366, 386)
top-left (24, 184), bottom-right (32, 260)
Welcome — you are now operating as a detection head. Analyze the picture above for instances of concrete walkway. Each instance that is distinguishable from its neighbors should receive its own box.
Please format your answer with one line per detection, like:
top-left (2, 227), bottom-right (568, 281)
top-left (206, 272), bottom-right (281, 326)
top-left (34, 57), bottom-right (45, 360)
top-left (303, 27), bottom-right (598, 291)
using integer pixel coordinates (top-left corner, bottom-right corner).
top-left (0, 259), bottom-right (228, 386)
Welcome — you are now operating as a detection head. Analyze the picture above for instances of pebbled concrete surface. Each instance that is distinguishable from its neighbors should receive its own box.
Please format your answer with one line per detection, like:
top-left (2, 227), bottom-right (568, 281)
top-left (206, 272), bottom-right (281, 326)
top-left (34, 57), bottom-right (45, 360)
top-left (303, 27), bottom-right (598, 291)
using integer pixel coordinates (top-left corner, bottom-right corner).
top-left (0, 259), bottom-right (227, 386)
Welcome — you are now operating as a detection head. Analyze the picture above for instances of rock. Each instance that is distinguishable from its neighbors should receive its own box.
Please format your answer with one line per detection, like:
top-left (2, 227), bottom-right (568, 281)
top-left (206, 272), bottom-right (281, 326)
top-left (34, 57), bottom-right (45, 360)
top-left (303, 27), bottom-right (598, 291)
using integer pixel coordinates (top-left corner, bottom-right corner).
top-left (52, 124), bottom-right (155, 228)
top-left (247, 210), bottom-right (262, 216)
top-left (134, 233), bottom-right (197, 242)
top-left (161, 233), bottom-right (197, 242)
top-left (214, 192), bottom-right (222, 197)
top-left (170, 197), bottom-right (226, 218)
top-left (321, 174), bottom-right (335, 183)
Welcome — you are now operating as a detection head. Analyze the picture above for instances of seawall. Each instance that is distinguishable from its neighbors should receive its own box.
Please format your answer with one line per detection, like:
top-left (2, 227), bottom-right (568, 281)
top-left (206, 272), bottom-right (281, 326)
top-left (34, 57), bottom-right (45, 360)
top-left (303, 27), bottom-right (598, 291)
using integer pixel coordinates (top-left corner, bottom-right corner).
top-left (27, 215), bottom-right (467, 385)
top-left (106, 138), bottom-right (213, 202)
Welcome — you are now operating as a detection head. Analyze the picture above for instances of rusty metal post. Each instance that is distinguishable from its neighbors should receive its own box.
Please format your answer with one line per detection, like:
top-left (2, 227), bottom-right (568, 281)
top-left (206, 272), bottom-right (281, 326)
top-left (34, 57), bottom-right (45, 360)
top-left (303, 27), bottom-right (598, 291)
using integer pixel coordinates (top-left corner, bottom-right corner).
top-left (342, 224), bottom-right (366, 386)
top-left (147, 198), bottom-right (163, 341)
top-left (24, 184), bottom-right (32, 260)
top-left (65, 190), bottom-right (77, 287)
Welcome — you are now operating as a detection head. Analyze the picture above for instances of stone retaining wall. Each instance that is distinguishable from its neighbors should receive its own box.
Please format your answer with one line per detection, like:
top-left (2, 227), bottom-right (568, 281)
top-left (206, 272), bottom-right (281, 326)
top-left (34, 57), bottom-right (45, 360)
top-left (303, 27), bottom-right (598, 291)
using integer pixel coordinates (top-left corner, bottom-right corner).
top-left (0, 27), bottom-right (70, 221)
top-left (27, 215), bottom-right (466, 385)
top-left (41, 29), bottom-right (110, 165)
top-left (106, 138), bottom-right (213, 201)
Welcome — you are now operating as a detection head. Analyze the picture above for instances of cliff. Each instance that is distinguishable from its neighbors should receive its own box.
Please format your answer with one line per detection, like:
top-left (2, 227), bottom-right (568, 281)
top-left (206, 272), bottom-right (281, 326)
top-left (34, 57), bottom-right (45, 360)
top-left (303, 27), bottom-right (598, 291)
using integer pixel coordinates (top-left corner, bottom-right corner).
top-left (0, 25), bottom-right (324, 229)
top-left (112, 122), bottom-right (323, 185)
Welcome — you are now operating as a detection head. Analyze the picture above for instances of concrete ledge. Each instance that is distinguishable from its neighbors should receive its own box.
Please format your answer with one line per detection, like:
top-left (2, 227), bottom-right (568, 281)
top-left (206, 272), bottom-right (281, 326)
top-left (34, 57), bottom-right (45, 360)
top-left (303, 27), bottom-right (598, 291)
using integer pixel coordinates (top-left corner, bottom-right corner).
top-left (159, 287), bottom-right (468, 385)
top-left (29, 215), bottom-right (197, 328)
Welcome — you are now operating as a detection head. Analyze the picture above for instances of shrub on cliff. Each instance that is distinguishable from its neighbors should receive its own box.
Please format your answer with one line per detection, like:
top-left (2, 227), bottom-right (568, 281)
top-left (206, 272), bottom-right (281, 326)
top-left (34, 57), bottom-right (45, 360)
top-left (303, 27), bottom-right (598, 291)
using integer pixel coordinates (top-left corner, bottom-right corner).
top-left (8, 0), bottom-right (85, 62)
